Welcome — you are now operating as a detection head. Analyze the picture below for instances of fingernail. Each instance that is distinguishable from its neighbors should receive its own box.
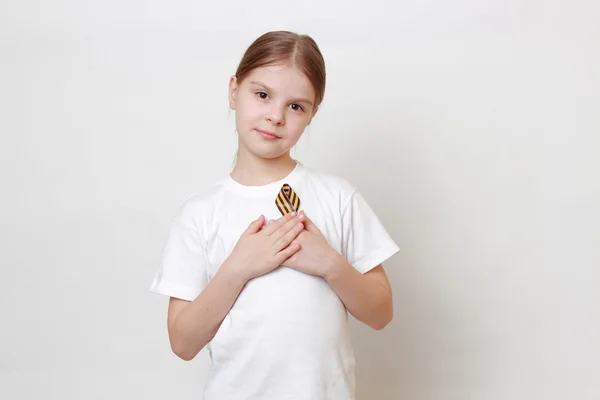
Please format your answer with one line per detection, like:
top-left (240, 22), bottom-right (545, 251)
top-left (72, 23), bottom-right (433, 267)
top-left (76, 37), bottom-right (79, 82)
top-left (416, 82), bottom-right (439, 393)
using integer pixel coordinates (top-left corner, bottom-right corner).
top-left (298, 214), bottom-right (305, 221)
top-left (291, 211), bottom-right (297, 216)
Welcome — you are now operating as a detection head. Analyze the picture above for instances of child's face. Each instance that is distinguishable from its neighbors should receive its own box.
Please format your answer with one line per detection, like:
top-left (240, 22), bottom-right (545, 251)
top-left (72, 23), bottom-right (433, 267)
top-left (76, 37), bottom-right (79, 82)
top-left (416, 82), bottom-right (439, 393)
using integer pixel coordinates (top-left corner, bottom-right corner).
top-left (228, 63), bottom-right (318, 160)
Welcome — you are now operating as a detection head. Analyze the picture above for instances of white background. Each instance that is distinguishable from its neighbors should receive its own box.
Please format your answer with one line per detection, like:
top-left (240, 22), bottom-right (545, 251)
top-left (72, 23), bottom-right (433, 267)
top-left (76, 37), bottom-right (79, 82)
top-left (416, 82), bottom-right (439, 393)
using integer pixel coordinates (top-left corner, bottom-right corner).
top-left (1, 0), bottom-right (599, 399)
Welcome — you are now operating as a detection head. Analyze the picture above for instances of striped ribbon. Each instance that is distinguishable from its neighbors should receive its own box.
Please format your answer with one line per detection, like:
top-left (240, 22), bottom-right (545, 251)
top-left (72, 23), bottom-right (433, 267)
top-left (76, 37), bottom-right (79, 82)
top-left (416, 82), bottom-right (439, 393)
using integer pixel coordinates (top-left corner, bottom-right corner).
top-left (275, 183), bottom-right (300, 216)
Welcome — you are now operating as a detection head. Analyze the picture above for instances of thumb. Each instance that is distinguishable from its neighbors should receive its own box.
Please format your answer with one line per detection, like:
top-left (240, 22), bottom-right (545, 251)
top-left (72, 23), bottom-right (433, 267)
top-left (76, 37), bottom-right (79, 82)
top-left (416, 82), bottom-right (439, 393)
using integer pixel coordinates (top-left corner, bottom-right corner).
top-left (301, 212), bottom-right (322, 235)
top-left (242, 215), bottom-right (265, 237)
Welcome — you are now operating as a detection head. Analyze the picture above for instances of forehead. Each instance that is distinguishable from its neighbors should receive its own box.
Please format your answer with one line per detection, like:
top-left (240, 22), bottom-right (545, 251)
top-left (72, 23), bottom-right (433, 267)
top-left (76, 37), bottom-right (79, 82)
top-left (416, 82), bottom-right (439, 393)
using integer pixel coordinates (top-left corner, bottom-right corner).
top-left (243, 64), bottom-right (315, 100)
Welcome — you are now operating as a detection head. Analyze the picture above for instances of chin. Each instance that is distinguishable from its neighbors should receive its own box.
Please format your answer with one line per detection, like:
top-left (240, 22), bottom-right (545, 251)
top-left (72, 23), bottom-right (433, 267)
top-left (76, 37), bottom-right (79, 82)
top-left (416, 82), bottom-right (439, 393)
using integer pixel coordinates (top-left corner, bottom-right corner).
top-left (251, 147), bottom-right (290, 160)
top-left (240, 138), bottom-right (291, 160)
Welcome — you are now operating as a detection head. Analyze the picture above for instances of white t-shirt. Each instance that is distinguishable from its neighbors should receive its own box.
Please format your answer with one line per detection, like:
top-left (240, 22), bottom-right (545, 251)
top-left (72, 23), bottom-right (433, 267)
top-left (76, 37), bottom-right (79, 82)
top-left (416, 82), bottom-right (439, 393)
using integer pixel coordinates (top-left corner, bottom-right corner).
top-left (149, 161), bottom-right (400, 400)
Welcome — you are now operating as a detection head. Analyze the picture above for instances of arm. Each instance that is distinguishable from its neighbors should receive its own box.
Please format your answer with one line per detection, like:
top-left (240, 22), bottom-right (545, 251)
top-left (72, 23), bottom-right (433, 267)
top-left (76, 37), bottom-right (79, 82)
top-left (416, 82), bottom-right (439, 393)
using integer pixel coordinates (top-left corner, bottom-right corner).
top-left (167, 264), bottom-right (247, 361)
top-left (325, 190), bottom-right (396, 330)
top-left (324, 260), bottom-right (393, 330)
top-left (166, 212), bottom-right (305, 361)
top-left (282, 212), bottom-right (395, 331)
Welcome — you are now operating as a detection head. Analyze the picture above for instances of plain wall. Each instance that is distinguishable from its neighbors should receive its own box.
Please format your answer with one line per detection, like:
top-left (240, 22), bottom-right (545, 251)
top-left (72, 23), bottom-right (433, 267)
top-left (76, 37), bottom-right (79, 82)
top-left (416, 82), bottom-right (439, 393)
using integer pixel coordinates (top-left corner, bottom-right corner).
top-left (1, 0), bottom-right (598, 399)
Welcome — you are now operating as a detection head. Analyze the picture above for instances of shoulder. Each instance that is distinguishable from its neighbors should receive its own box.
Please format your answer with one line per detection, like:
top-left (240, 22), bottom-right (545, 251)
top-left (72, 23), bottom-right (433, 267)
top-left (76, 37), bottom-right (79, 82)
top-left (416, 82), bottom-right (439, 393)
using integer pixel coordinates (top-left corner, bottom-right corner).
top-left (301, 165), bottom-right (358, 209)
top-left (170, 179), bottom-right (229, 232)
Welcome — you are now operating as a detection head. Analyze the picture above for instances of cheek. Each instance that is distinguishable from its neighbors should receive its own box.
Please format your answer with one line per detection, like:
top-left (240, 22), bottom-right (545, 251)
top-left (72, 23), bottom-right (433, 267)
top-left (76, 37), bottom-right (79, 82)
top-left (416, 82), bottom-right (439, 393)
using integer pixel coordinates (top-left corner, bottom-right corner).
top-left (286, 114), bottom-right (311, 134)
top-left (236, 99), bottom-right (263, 125)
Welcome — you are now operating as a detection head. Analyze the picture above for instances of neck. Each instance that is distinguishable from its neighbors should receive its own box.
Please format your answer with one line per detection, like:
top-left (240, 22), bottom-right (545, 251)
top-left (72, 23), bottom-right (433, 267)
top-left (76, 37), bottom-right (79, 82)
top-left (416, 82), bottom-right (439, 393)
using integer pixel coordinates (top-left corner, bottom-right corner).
top-left (230, 144), bottom-right (297, 186)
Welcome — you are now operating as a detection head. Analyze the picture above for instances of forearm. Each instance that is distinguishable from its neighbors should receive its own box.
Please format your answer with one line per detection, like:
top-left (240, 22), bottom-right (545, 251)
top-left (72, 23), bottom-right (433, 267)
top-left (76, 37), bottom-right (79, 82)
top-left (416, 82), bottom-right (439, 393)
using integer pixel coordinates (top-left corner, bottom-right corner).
top-left (324, 254), bottom-right (393, 330)
top-left (170, 263), bottom-right (247, 360)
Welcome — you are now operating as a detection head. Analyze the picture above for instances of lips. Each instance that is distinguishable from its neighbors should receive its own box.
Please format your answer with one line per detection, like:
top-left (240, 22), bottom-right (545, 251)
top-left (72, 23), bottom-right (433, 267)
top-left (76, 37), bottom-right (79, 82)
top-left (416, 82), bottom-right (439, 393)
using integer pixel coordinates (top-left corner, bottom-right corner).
top-left (256, 129), bottom-right (281, 139)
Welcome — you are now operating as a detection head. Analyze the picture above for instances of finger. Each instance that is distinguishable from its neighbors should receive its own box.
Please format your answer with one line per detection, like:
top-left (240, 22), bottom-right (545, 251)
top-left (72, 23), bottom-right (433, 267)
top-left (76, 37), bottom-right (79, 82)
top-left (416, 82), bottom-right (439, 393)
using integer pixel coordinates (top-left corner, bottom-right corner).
top-left (275, 241), bottom-right (301, 265)
top-left (263, 211), bottom-right (297, 236)
top-left (270, 212), bottom-right (305, 242)
top-left (273, 221), bottom-right (304, 252)
top-left (300, 211), bottom-right (322, 234)
top-left (241, 215), bottom-right (265, 237)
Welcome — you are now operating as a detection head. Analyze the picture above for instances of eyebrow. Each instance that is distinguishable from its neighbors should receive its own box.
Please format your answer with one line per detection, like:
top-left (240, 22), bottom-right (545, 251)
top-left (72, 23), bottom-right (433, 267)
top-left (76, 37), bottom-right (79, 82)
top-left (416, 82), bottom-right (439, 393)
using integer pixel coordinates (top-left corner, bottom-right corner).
top-left (249, 80), bottom-right (314, 106)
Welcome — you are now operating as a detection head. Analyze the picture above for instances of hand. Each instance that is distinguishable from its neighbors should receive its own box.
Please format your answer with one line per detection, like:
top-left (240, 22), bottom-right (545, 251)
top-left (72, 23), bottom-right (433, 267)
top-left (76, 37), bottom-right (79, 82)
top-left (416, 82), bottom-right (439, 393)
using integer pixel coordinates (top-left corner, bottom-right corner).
top-left (281, 211), bottom-right (339, 279)
top-left (223, 211), bottom-right (305, 283)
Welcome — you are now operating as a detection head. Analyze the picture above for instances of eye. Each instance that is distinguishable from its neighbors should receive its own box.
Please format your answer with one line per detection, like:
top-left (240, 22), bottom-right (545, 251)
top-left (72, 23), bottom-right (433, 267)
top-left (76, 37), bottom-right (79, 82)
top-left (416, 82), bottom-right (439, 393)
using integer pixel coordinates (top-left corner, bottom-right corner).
top-left (290, 103), bottom-right (304, 112)
top-left (256, 91), bottom-right (269, 100)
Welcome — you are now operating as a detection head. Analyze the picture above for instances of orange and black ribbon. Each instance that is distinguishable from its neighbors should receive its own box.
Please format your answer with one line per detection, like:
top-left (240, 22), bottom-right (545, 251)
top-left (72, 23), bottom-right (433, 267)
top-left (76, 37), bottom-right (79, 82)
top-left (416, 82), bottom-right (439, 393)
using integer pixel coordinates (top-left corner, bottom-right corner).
top-left (275, 183), bottom-right (300, 216)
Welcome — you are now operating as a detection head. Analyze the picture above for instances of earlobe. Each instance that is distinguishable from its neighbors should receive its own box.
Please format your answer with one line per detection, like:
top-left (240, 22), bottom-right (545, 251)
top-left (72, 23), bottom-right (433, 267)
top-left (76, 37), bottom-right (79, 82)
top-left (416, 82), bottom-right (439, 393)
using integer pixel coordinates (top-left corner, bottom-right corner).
top-left (228, 75), bottom-right (238, 110)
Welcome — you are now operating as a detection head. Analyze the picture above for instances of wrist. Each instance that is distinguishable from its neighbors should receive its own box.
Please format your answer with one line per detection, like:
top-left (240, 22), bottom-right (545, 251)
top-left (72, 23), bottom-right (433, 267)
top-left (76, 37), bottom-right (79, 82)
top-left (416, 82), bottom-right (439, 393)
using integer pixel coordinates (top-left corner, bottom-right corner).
top-left (220, 259), bottom-right (251, 287)
top-left (322, 250), bottom-right (345, 282)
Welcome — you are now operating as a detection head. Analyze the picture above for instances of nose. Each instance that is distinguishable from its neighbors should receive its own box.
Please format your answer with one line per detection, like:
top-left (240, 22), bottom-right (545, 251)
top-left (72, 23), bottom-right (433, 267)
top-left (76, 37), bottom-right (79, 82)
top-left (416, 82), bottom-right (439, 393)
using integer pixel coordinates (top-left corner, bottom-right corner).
top-left (266, 104), bottom-right (285, 126)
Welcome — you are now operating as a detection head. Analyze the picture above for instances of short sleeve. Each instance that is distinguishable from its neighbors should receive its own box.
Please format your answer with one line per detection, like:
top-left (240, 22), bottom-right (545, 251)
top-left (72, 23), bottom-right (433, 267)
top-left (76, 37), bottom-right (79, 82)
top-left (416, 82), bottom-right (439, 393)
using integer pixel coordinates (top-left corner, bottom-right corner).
top-left (149, 218), bottom-right (209, 301)
top-left (341, 190), bottom-right (400, 274)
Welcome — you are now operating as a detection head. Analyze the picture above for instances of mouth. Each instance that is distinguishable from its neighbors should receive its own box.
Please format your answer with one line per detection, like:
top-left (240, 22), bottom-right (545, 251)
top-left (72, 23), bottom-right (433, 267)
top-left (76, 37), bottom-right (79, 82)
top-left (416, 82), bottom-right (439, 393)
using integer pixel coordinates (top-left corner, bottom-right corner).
top-left (256, 129), bottom-right (281, 140)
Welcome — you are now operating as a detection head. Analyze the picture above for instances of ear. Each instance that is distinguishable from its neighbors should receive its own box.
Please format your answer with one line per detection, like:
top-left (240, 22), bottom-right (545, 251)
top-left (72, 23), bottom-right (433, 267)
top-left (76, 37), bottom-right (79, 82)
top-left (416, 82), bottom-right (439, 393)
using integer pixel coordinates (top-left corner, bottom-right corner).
top-left (228, 75), bottom-right (238, 110)
top-left (307, 105), bottom-right (319, 125)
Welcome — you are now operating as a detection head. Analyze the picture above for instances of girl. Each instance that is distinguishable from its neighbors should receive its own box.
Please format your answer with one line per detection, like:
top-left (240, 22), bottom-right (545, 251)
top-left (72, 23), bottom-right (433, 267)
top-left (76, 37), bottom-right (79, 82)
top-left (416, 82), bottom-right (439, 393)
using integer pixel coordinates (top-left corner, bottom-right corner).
top-left (150, 30), bottom-right (400, 399)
